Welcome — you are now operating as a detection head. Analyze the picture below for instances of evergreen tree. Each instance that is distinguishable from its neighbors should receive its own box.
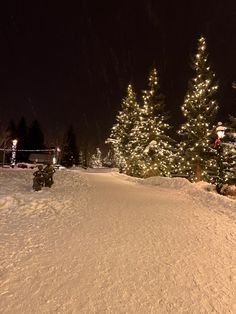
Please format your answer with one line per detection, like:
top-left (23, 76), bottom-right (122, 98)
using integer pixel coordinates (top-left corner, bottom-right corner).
top-left (106, 84), bottom-right (140, 172)
top-left (16, 117), bottom-right (29, 162)
top-left (80, 138), bottom-right (90, 169)
top-left (6, 119), bottom-right (17, 140)
top-left (0, 122), bottom-right (15, 164)
top-left (28, 120), bottom-right (45, 150)
top-left (61, 126), bottom-right (78, 167)
top-left (223, 116), bottom-right (236, 184)
top-left (0, 120), bottom-right (16, 149)
top-left (129, 68), bottom-right (175, 178)
top-left (227, 115), bottom-right (236, 132)
top-left (78, 151), bottom-right (84, 167)
top-left (103, 149), bottom-right (114, 168)
top-left (177, 36), bottom-right (219, 182)
top-left (90, 148), bottom-right (103, 168)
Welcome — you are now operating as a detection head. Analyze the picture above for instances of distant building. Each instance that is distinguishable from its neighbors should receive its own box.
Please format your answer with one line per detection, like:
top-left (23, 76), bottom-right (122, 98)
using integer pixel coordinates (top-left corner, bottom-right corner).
top-left (29, 153), bottom-right (54, 164)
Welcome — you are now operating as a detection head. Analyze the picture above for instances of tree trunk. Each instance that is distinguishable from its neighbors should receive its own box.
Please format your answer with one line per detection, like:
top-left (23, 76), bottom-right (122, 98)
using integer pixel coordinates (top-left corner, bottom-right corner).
top-left (195, 162), bottom-right (202, 182)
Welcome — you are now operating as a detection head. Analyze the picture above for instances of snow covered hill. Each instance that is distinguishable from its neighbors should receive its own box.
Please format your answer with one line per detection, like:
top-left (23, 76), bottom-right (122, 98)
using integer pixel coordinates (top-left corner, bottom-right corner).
top-left (0, 168), bottom-right (235, 313)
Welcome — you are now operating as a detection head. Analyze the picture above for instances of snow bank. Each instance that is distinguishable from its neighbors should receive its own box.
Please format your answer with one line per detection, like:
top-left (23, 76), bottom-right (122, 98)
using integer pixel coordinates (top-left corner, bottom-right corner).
top-left (144, 175), bottom-right (191, 188)
top-left (111, 171), bottom-right (236, 218)
top-left (70, 166), bottom-right (115, 173)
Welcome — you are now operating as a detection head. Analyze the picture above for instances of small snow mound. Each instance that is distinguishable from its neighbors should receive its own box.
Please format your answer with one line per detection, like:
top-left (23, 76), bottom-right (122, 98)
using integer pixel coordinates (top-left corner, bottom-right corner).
top-left (143, 176), bottom-right (191, 189)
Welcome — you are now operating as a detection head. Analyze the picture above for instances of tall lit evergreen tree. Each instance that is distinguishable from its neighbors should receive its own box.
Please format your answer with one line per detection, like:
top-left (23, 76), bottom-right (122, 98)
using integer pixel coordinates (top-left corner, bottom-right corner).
top-left (177, 37), bottom-right (219, 182)
top-left (106, 84), bottom-right (140, 172)
top-left (129, 68), bottom-right (175, 177)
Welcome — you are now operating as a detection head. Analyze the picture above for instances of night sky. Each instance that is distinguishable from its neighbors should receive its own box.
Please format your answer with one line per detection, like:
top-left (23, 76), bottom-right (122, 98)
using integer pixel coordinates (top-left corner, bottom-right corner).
top-left (1, 1), bottom-right (236, 150)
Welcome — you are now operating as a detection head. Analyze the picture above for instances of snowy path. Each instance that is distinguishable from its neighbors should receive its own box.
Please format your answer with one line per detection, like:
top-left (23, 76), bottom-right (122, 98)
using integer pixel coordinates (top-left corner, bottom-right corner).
top-left (0, 169), bottom-right (236, 313)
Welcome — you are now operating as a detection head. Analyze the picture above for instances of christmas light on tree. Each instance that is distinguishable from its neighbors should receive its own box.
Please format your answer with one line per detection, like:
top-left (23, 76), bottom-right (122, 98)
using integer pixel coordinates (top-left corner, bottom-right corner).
top-left (222, 116), bottom-right (236, 185)
top-left (129, 68), bottom-right (175, 177)
top-left (106, 84), bottom-right (140, 173)
top-left (177, 36), bottom-right (219, 182)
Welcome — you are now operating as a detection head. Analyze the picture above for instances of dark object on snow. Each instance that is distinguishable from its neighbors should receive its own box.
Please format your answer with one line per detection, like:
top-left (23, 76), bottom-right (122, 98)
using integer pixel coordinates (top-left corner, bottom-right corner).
top-left (43, 163), bottom-right (56, 188)
top-left (32, 165), bottom-right (45, 191)
top-left (221, 184), bottom-right (236, 197)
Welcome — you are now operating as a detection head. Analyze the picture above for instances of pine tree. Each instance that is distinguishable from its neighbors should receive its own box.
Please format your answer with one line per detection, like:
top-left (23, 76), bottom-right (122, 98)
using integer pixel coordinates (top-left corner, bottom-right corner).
top-left (78, 151), bottom-right (84, 167)
top-left (17, 117), bottom-right (29, 162)
top-left (28, 120), bottom-right (45, 150)
top-left (61, 126), bottom-right (79, 167)
top-left (177, 36), bottom-right (219, 182)
top-left (6, 119), bottom-right (17, 141)
top-left (103, 149), bottom-right (114, 168)
top-left (129, 68), bottom-right (175, 178)
top-left (90, 148), bottom-right (103, 168)
top-left (0, 120), bottom-right (16, 149)
top-left (0, 121), bottom-right (16, 164)
top-left (223, 116), bottom-right (236, 184)
top-left (106, 84), bottom-right (140, 172)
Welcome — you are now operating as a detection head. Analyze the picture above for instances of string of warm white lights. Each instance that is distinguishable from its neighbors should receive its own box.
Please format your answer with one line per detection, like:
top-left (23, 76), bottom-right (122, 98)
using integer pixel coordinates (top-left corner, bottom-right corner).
top-left (107, 68), bottom-right (174, 178)
top-left (106, 37), bottom-right (235, 184)
top-left (0, 149), bottom-right (57, 152)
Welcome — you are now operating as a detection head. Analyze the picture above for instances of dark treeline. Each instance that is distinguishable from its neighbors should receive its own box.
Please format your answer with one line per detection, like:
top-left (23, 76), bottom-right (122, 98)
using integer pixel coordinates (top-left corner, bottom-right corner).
top-left (1, 117), bottom-right (84, 168)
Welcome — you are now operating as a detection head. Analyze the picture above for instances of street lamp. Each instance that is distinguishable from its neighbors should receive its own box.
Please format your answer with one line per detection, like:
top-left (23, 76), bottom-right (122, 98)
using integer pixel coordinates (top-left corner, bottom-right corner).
top-left (10, 139), bottom-right (18, 168)
top-left (52, 147), bottom-right (61, 165)
top-left (214, 123), bottom-right (227, 193)
top-left (216, 124), bottom-right (226, 140)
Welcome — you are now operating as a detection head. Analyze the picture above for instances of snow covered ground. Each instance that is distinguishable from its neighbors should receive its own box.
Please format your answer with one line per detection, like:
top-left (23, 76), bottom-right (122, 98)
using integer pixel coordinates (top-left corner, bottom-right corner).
top-left (0, 167), bottom-right (236, 313)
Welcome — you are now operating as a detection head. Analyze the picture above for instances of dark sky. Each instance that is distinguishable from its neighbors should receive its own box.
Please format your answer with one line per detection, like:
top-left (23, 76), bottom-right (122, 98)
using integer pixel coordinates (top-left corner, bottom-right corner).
top-left (1, 0), bottom-right (236, 149)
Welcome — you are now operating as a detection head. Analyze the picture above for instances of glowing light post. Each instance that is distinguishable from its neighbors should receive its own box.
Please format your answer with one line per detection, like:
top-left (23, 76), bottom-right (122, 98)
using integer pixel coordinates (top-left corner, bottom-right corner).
top-left (53, 147), bottom-right (61, 165)
top-left (10, 139), bottom-right (18, 168)
top-left (214, 123), bottom-right (226, 193)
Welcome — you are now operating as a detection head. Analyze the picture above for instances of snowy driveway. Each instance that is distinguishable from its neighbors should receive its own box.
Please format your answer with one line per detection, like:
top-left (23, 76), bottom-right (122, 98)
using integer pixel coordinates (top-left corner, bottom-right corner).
top-left (0, 169), bottom-right (236, 313)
